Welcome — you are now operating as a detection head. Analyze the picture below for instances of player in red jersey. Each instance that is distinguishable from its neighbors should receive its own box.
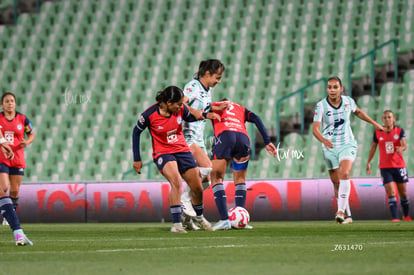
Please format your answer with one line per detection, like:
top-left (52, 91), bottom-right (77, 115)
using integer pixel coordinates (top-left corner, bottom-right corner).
top-left (132, 86), bottom-right (220, 233)
top-left (209, 100), bottom-right (277, 230)
top-left (0, 93), bottom-right (33, 245)
top-left (366, 110), bottom-right (411, 222)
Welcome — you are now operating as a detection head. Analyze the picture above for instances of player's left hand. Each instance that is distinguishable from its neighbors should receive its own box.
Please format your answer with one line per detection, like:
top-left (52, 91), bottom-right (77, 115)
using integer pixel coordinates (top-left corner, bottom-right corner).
top-left (20, 139), bottom-right (28, 148)
top-left (266, 143), bottom-right (277, 157)
top-left (206, 112), bottom-right (221, 122)
top-left (395, 146), bottom-right (404, 154)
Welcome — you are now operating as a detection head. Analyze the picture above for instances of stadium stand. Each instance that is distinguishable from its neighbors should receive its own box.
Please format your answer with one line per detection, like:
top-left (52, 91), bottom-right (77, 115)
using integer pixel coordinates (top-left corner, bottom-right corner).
top-left (0, 0), bottom-right (413, 181)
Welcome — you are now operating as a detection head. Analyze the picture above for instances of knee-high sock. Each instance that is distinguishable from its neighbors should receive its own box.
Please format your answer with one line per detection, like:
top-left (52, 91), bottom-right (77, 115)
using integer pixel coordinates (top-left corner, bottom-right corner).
top-left (181, 183), bottom-right (191, 202)
top-left (337, 179), bottom-right (350, 212)
top-left (213, 184), bottom-right (228, 220)
top-left (388, 196), bottom-right (399, 219)
top-left (0, 197), bottom-right (21, 231)
top-left (235, 183), bottom-right (247, 208)
top-left (400, 197), bottom-right (409, 217)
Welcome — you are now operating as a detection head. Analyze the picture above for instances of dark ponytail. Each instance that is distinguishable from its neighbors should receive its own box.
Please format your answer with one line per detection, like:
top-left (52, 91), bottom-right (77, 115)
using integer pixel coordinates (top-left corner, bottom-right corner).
top-left (196, 59), bottom-right (225, 78)
top-left (155, 86), bottom-right (184, 103)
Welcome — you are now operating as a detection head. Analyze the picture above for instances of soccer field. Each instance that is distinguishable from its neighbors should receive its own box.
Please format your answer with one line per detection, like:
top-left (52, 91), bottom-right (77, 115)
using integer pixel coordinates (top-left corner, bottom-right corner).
top-left (1, 221), bottom-right (413, 274)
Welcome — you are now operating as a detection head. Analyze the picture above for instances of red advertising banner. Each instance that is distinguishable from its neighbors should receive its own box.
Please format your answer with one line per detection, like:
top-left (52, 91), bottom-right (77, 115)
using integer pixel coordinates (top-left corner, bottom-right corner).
top-left (16, 178), bottom-right (414, 222)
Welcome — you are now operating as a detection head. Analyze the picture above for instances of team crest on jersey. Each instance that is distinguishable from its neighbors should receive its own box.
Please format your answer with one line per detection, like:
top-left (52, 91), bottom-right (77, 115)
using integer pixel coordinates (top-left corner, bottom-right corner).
top-left (5, 131), bottom-right (14, 143)
top-left (344, 104), bottom-right (349, 112)
top-left (394, 134), bottom-right (399, 140)
top-left (177, 116), bottom-right (182, 124)
top-left (17, 124), bottom-right (23, 130)
top-left (139, 115), bottom-right (145, 124)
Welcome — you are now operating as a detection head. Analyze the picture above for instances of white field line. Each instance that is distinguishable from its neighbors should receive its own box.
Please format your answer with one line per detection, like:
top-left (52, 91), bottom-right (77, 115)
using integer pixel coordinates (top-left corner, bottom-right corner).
top-left (0, 243), bottom-right (276, 255)
top-left (35, 236), bottom-right (237, 242)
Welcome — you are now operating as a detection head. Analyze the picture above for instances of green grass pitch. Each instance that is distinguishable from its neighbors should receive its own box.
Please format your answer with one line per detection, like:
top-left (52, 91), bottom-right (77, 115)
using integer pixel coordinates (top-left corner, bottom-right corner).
top-left (1, 221), bottom-right (413, 274)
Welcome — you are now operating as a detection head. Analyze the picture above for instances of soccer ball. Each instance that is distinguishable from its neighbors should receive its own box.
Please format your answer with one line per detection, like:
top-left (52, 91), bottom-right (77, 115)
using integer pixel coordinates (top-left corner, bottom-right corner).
top-left (228, 206), bottom-right (250, 229)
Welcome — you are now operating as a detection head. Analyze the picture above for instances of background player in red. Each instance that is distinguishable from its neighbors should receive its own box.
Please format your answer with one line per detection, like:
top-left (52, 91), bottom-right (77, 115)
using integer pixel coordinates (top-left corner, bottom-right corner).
top-left (209, 99), bottom-right (277, 230)
top-left (0, 92), bottom-right (33, 245)
top-left (132, 86), bottom-right (219, 233)
top-left (366, 110), bottom-right (411, 221)
top-left (0, 93), bottom-right (35, 225)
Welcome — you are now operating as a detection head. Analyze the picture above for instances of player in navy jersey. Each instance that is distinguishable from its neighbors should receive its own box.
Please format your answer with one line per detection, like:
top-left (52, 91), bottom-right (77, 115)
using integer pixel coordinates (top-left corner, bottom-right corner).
top-left (313, 76), bottom-right (383, 224)
top-left (0, 93), bottom-right (33, 245)
top-left (366, 110), bottom-right (411, 221)
top-left (132, 86), bottom-right (220, 233)
top-left (181, 59), bottom-right (229, 230)
top-left (208, 99), bottom-right (277, 230)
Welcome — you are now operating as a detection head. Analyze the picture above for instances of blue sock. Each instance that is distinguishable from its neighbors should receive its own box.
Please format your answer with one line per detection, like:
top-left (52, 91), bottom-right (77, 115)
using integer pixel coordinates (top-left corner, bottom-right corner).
top-left (170, 205), bottom-right (182, 224)
top-left (388, 196), bottom-right (399, 219)
top-left (235, 183), bottom-right (247, 208)
top-left (400, 198), bottom-right (409, 217)
top-left (0, 197), bottom-right (21, 231)
top-left (192, 203), bottom-right (204, 216)
top-left (213, 184), bottom-right (228, 220)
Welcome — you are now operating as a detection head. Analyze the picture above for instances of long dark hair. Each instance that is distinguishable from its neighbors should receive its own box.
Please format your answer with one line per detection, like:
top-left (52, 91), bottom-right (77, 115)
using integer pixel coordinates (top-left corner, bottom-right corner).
top-left (155, 86), bottom-right (184, 103)
top-left (195, 59), bottom-right (225, 78)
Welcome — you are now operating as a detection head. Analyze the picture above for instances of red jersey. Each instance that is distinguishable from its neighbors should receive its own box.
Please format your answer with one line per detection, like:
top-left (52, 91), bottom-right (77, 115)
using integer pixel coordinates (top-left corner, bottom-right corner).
top-left (211, 101), bottom-right (249, 137)
top-left (136, 103), bottom-right (192, 160)
top-left (373, 126), bottom-right (406, 168)
top-left (0, 112), bottom-right (33, 168)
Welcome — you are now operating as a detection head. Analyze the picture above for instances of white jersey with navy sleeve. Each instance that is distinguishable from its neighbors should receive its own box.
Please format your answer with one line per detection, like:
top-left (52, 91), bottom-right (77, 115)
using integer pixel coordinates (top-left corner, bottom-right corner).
top-left (182, 78), bottom-right (212, 148)
top-left (313, 95), bottom-right (357, 147)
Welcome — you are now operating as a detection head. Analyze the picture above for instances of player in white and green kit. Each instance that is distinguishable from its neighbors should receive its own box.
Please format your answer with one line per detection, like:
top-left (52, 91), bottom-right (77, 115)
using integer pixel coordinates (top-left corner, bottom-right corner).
top-left (181, 60), bottom-right (227, 230)
top-left (313, 76), bottom-right (383, 224)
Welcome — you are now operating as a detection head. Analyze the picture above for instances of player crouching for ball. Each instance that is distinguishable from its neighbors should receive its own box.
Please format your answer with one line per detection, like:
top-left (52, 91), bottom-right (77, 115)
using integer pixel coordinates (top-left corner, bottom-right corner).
top-left (132, 86), bottom-right (221, 233)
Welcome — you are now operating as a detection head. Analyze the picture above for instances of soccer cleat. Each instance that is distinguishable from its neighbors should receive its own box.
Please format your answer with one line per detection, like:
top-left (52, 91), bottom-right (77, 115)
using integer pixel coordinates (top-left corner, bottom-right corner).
top-left (199, 167), bottom-right (212, 181)
top-left (170, 223), bottom-right (188, 234)
top-left (181, 199), bottom-right (196, 217)
top-left (13, 229), bottom-right (33, 246)
top-left (243, 224), bottom-right (254, 230)
top-left (2, 217), bottom-right (9, 226)
top-left (403, 216), bottom-right (412, 222)
top-left (182, 214), bottom-right (200, 231)
top-left (391, 218), bottom-right (401, 222)
top-left (335, 210), bottom-right (345, 224)
top-left (212, 219), bottom-right (232, 231)
top-left (342, 216), bottom-right (353, 224)
top-left (195, 215), bottom-right (214, 231)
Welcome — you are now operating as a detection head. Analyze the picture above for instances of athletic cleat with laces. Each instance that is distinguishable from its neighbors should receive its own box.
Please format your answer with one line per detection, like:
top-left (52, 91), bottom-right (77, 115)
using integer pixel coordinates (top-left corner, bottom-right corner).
top-left (342, 216), bottom-right (353, 224)
top-left (391, 218), bottom-right (401, 222)
top-left (335, 210), bottom-right (345, 224)
top-left (243, 224), bottom-right (253, 229)
top-left (13, 229), bottom-right (33, 246)
top-left (170, 223), bottom-right (188, 233)
top-left (2, 217), bottom-right (9, 226)
top-left (195, 215), bottom-right (214, 231)
top-left (182, 214), bottom-right (200, 231)
top-left (403, 216), bottom-right (412, 222)
top-left (181, 200), bottom-right (196, 217)
top-left (212, 219), bottom-right (231, 231)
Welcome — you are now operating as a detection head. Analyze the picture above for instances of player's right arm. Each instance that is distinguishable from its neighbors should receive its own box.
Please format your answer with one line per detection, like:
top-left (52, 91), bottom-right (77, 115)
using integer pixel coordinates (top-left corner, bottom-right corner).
top-left (312, 103), bottom-right (333, 149)
top-left (366, 131), bottom-right (378, 175)
top-left (132, 113), bottom-right (149, 174)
